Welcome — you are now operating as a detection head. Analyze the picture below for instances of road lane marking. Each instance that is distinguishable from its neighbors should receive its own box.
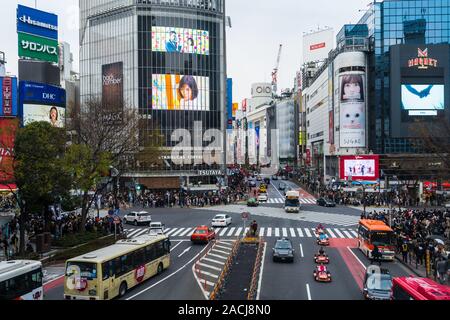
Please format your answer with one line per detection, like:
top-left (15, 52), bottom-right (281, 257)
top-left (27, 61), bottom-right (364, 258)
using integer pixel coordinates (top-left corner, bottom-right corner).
top-left (260, 227), bottom-right (265, 237)
top-left (178, 228), bottom-right (193, 237)
top-left (127, 243), bottom-right (210, 300)
top-left (297, 228), bottom-right (304, 237)
top-left (126, 229), bottom-right (141, 237)
top-left (211, 248), bottom-right (230, 255)
top-left (290, 228), bottom-right (296, 238)
top-left (202, 257), bottom-right (225, 265)
top-left (326, 229), bottom-right (336, 238)
top-left (350, 230), bottom-right (358, 237)
top-left (299, 244), bottom-right (304, 258)
top-left (170, 228), bottom-right (186, 237)
top-left (235, 227), bottom-right (243, 237)
top-left (196, 270), bottom-right (219, 279)
top-left (343, 230), bottom-right (353, 239)
top-left (134, 229), bottom-right (149, 238)
top-left (274, 228), bottom-right (280, 237)
top-left (171, 241), bottom-right (185, 252)
top-left (282, 228), bottom-right (288, 237)
top-left (305, 229), bottom-right (312, 237)
top-left (267, 228), bottom-right (272, 237)
top-left (165, 228), bottom-right (179, 236)
top-left (347, 246), bottom-right (367, 270)
top-left (333, 229), bottom-right (345, 238)
top-left (215, 245), bottom-right (231, 251)
top-left (227, 227), bottom-right (236, 237)
top-left (256, 242), bottom-right (267, 301)
top-left (198, 279), bottom-right (216, 287)
top-left (208, 253), bottom-right (228, 260)
top-left (197, 262), bottom-right (222, 272)
top-left (306, 284), bottom-right (312, 300)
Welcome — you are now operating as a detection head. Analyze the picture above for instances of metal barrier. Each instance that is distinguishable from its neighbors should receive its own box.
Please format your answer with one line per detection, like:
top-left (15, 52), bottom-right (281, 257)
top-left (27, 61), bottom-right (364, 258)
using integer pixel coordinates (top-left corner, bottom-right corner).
top-left (247, 238), bottom-right (265, 300)
top-left (209, 239), bottom-right (241, 300)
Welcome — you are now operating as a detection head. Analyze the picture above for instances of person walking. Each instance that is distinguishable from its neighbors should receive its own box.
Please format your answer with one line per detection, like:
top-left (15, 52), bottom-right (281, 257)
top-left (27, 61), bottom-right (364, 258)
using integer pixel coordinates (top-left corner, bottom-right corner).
top-left (372, 244), bottom-right (381, 266)
top-left (401, 241), bottom-right (409, 264)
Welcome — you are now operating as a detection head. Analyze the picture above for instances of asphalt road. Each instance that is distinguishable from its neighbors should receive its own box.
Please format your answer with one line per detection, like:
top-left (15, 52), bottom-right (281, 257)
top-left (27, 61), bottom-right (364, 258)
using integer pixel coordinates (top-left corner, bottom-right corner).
top-left (43, 179), bottom-right (412, 300)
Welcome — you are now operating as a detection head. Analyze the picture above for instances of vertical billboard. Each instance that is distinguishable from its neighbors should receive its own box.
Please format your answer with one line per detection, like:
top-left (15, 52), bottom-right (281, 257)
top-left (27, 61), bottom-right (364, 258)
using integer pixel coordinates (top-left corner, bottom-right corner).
top-left (102, 62), bottom-right (124, 112)
top-left (0, 77), bottom-right (18, 117)
top-left (339, 155), bottom-right (379, 181)
top-left (339, 73), bottom-right (366, 148)
top-left (152, 26), bottom-right (209, 55)
top-left (227, 78), bottom-right (233, 129)
top-left (0, 119), bottom-right (19, 183)
top-left (152, 74), bottom-right (210, 111)
top-left (302, 28), bottom-right (334, 64)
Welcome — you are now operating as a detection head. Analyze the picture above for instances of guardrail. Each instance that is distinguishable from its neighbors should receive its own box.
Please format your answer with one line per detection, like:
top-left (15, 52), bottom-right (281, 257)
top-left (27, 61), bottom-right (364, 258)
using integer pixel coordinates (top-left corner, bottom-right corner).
top-left (247, 237), bottom-right (265, 300)
top-left (209, 239), bottom-right (241, 300)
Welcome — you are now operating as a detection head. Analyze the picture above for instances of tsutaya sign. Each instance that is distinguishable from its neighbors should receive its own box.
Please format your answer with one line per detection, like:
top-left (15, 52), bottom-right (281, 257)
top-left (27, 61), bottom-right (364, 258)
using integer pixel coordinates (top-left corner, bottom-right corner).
top-left (408, 48), bottom-right (438, 69)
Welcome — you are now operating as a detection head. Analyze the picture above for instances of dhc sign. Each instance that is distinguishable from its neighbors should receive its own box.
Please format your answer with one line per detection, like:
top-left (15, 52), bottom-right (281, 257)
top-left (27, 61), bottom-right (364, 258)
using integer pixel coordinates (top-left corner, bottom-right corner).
top-left (19, 81), bottom-right (66, 106)
top-left (17, 5), bottom-right (58, 40)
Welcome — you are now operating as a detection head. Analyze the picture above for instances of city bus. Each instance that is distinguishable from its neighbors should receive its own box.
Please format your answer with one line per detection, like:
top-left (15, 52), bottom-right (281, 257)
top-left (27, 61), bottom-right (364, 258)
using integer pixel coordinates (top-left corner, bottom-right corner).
top-left (357, 219), bottom-right (395, 261)
top-left (285, 190), bottom-right (300, 213)
top-left (64, 234), bottom-right (171, 300)
top-left (0, 260), bottom-right (44, 300)
top-left (392, 277), bottom-right (450, 300)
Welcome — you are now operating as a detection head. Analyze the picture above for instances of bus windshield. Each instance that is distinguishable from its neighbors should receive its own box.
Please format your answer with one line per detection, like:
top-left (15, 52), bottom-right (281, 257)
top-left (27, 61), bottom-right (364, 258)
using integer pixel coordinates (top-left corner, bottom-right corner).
top-left (370, 232), bottom-right (394, 246)
top-left (285, 199), bottom-right (299, 207)
top-left (66, 262), bottom-right (98, 280)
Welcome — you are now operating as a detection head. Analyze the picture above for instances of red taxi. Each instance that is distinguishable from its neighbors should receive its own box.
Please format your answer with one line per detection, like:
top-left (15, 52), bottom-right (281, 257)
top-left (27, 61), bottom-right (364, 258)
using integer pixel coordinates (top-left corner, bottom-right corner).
top-left (191, 226), bottom-right (216, 244)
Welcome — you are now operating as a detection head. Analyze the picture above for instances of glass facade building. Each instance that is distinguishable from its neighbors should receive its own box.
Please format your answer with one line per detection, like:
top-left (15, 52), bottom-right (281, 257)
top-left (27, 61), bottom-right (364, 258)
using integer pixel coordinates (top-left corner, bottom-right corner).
top-left (358, 0), bottom-right (450, 154)
top-left (79, 0), bottom-right (227, 188)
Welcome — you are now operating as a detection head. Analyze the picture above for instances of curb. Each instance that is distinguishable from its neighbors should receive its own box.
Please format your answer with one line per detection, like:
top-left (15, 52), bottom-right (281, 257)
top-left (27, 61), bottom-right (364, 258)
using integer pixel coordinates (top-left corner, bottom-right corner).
top-left (395, 255), bottom-right (427, 278)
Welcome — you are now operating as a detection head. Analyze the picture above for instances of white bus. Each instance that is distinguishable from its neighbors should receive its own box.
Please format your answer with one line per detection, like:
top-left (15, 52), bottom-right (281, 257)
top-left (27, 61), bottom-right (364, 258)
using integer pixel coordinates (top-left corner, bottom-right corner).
top-left (285, 190), bottom-right (300, 213)
top-left (0, 260), bottom-right (44, 300)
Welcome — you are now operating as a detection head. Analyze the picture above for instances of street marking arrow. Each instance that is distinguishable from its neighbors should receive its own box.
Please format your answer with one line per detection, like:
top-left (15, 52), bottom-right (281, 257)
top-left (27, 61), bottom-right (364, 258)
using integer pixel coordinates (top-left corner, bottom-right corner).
top-left (178, 247), bottom-right (192, 258)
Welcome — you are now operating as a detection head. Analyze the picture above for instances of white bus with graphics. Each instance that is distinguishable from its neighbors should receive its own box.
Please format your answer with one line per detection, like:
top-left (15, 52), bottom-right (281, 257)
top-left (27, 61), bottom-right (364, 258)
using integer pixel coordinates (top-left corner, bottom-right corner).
top-left (285, 190), bottom-right (300, 213)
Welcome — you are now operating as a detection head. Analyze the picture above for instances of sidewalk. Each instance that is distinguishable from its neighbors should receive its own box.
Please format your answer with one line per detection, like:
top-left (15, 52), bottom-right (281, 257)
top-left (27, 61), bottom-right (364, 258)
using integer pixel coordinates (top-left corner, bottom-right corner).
top-left (395, 253), bottom-right (428, 278)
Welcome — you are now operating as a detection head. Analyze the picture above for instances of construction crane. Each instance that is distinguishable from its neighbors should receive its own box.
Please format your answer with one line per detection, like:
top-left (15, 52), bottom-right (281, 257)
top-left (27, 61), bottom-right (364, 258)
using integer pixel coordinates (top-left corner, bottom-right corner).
top-left (271, 44), bottom-right (283, 97)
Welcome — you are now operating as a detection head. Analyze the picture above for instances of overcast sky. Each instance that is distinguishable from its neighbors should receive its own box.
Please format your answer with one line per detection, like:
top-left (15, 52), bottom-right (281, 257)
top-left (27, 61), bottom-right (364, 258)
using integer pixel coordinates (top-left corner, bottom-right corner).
top-left (2, 0), bottom-right (370, 102)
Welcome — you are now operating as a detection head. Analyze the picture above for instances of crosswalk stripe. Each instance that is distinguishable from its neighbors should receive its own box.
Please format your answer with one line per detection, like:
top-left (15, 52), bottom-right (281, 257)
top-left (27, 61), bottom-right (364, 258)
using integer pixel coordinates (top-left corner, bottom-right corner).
top-left (197, 262), bottom-right (222, 272)
top-left (214, 228), bottom-right (221, 233)
top-left (282, 228), bottom-right (288, 237)
top-left (235, 228), bottom-right (242, 237)
top-left (197, 270), bottom-right (219, 279)
top-left (187, 229), bottom-right (196, 236)
top-left (333, 229), bottom-right (345, 238)
top-left (305, 229), bottom-right (312, 237)
top-left (126, 229), bottom-right (141, 237)
top-left (211, 248), bottom-right (230, 255)
top-left (165, 228), bottom-right (179, 236)
top-left (260, 227), bottom-right (265, 237)
top-left (274, 228), bottom-right (280, 237)
top-left (326, 229), bottom-right (336, 238)
top-left (219, 228), bottom-right (229, 237)
top-left (178, 228), bottom-right (193, 237)
top-left (267, 228), bottom-right (272, 237)
top-left (208, 253), bottom-right (228, 260)
top-left (297, 228), bottom-right (304, 237)
top-left (202, 257), bottom-right (225, 265)
top-left (134, 229), bottom-right (149, 238)
top-left (290, 228), bottom-right (296, 238)
top-left (198, 279), bottom-right (216, 287)
top-left (350, 230), bottom-right (358, 237)
top-left (227, 228), bottom-right (236, 237)
top-left (300, 199), bottom-right (307, 204)
top-left (171, 228), bottom-right (186, 237)
top-left (343, 230), bottom-right (353, 239)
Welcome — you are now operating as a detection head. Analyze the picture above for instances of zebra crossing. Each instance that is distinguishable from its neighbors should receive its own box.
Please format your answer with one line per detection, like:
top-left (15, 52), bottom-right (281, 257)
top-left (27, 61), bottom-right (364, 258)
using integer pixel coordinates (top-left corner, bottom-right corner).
top-left (124, 226), bottom-right (359, 239)
top-left (264, 198), bottom-right (316, 204)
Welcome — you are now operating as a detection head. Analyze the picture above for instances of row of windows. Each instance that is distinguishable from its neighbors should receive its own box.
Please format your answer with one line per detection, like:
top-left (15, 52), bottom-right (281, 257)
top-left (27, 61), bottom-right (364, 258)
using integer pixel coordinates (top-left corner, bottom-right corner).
top-left (0, 269), bottom-right (42, 300)
top-left (102, 239), bottom-right (171, 280)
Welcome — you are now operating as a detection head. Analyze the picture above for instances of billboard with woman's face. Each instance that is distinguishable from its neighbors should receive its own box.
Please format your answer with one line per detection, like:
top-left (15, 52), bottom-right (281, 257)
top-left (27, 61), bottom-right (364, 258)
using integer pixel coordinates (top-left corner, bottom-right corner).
top-left (339, 73), bottom-right (366, 148)
top-left (152, 27), bottom-right (209, 55)
top-left (151, 74), bottom-right (210, 111)
top-left (23, 104), bottom-right (65, 128)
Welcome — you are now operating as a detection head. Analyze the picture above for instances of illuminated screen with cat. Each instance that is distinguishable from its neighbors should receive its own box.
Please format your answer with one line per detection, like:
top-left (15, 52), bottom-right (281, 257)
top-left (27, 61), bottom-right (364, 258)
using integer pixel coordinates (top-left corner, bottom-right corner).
top-left (401, 84), bottom-right (445, 116)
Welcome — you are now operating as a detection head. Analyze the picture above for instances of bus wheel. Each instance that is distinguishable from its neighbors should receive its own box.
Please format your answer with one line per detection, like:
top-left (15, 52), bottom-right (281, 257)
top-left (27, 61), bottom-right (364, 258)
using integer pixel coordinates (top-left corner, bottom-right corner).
top-left (157, 263), bottom-right (163, 275)
top-left (119, 282), bottom-right (128, 297)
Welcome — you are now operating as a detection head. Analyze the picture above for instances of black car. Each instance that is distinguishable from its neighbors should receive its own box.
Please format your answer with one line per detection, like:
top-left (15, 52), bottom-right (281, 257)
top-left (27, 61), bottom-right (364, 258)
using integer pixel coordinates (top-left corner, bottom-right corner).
top-left (281, 176), bottom-right (289, 181)
top-left (278, 183), bottom-right (286, 191)
top-left (363, 267), bottom-right (393, 300)
top-left (316, 197), bottom-right (336, 207)
top-left (271, 175), bottom-right (279, 181)
top-left (272, 238), bottom-right (295, 262)
top-left (248, 181), bottom-right (257, 188)
top-left (264, 177), bottom-right (271, 184)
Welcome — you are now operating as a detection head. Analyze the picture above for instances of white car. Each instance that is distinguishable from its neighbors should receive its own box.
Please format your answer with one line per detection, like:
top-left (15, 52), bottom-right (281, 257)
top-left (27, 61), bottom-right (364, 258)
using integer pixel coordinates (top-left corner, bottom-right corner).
top-left (258, 193), bottom-right (268, 202)
top-left (211, 214), bottom-right (232, 227)
top-left (124, 211), bottom-right (152, 226)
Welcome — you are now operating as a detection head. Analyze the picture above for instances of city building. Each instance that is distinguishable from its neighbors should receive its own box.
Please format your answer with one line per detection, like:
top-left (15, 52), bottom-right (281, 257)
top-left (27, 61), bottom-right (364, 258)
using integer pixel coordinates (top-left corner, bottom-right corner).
top-left (79, 0), bottom-right (227, 190)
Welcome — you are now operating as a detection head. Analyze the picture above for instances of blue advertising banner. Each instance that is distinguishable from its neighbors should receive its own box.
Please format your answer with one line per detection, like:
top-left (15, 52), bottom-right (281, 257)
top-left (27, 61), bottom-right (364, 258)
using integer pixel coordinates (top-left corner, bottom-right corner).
top-left (0, 77), bottom-right (18, 117)
top-left (227, 78), bottom-right (233, 129)
top-left (19, 81), bottom-right (66, 106)
top-left (17, 5), bottom-right (58, 40)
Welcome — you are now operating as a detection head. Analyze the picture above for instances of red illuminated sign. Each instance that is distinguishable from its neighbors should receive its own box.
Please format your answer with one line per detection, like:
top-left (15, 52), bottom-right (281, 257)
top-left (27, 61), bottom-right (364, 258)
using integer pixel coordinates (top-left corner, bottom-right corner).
top-left (408, 48), bottom-right (438, 69)
top-left (339, 155), bottom-right (380, 181)
top-left (310, 42), bottom-right (326, 51)
top-left (2, 77), bottom-right (12, 116)
top-left (0, 118), bottom-right (18, 183)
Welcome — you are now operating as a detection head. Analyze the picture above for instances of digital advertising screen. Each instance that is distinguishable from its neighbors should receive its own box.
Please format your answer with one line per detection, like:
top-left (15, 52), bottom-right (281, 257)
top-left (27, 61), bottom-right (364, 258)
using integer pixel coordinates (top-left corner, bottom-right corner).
top-left (401, 84), bottom-right (445, 116)
top-left (339, 155), bottom-right (380, 181)
top-left (152, 74), bottom-right (210, 111)
top-left (0, 118), bottom-right (19, 183)
top-left (23, 104), bottom-right (65, 128)
top-left (152, 26), bottom-right (209, 55)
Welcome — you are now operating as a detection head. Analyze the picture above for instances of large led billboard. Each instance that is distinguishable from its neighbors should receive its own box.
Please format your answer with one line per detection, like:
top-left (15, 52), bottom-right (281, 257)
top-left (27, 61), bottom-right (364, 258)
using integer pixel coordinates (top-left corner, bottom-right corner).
top-left (152, 74), bottom-right (210, 111)
top-left (339, 73), bottom-right (366, 148)
top-left (23, 104), bottom-right (65, 128)
top-left (0, 118), bottom-right (19, 183)
top-left (339, 155), bottom-right (379, 181)
top-left (152, 27), bottom-right (209, 55)
top-left (401, 84), bottom-right (445, 116)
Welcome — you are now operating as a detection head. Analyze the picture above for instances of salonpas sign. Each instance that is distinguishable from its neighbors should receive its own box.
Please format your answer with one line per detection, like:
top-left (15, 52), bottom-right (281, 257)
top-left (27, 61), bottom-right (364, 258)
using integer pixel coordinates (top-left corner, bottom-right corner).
top-left (18, 32), bottom-right (58, 63)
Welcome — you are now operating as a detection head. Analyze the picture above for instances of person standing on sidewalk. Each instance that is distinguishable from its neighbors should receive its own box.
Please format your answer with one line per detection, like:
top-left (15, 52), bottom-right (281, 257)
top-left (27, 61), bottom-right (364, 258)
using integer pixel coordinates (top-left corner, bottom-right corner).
top-left (401, 241), bottom-right (409, 264)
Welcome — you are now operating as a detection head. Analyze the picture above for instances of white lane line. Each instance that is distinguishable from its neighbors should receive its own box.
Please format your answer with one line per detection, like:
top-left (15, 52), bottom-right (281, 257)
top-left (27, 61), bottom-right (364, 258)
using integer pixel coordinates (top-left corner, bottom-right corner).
top-left (211, 248), bottom-right (230, 255)
top-left (208, 253), bottom-right (228, 260)
top-left (350, 230), bottom-right (358, 237)
top-left (126, 229), bottom-right (141, 237)
top-left (219, 228), bottom-right (229, 237)
top-left (227, 227), bottom-right (236, 237)
top-left (282, 228), bottom-right (288, 237)
top-left (235, 227), bottom-right (243, 237)
top-left (304, 228), bottom-right (312, 237)
top-left (178, 228), bottom-right (193, 237)
top-left (299, 244), bottom-right (304, 258)
top-left (333, 229), bottom-right (345, 238)
top-left (306, 284), bottom-right (312, 300)
top-left (165, 228), bottom-right (179, 236)
top-left (198, 279), bottom-right (216, 287)
top-left (134, 229), bottom-right (149, 238)
top-left (326, 229), bottom-right (336, 238)
top-left (187, 229), bottom-right (196, 236)
top-left (256, 242), bottom-right (267, 301)
top-left (271, 182), bottom-right (285, 198)
top-left (347, 246), bottom-right (367, 270)
top-left (170, 228), bottom-right (186, 237)
top-left (215, 245), bottom-right (231, 251)
top-left (297, 228), bottom-right (304, 237)
top-left (267, 228), bottom-right (272, 237)
top-left (128, 243), bottom-right (210, 300)
top-left (202, 257), bottom-right (225, 265)
top-left (170, 241), bottom-right (185, 252)
top-left (274, 228), bottom-right (280, 238)
top-left (197, 270), bottom-right (219, 279)
top-left (197, 262), bottom-right (222, 272)
top-left (289, 228), bottom-right (296, 238)
top-left (300, 199), bottom-right (307, 204)
top-left (343, 230), bottom-right (353, 239)
top-left (259, 227), bottom-right (265, 237)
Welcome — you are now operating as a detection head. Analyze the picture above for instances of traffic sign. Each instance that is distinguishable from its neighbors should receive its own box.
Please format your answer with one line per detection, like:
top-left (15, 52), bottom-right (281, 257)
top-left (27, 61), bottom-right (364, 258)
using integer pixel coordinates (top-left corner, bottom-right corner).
top-left (114, 216), bottom-right (121, 225)
top-left (242, 212), bottom-right (250, 220)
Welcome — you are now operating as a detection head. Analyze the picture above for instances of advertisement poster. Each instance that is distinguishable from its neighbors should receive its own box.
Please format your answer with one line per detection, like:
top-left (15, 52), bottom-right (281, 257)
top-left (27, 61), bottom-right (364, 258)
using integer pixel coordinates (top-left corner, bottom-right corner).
top-left (152, 74), bottom-right (209, 111)
top-left (18, 32), bottom-right (59, 63)
top-left (17, 5), bottom-right (58, 40)
top-left (23, 104), bottom-right (65, 128)
top-left (401, 84), bottom-right (445, 116)
top-left (1, 77), bottom-right (18, 117)
top-left (339, 74), bottom-right (366, 148)
top-left (0, 118), bottom-right (19, 183)
top-left (102, 62), bottom-right (124, 111)
top-left (152, 26), bottom-right (209, 55)
top-left (339, 155), bottom-right (379, 181)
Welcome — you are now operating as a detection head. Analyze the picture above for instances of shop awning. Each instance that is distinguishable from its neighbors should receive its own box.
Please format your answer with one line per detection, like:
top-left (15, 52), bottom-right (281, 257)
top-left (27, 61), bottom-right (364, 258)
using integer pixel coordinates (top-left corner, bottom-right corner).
top-left (0, 184), bottom-right (17, 192)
